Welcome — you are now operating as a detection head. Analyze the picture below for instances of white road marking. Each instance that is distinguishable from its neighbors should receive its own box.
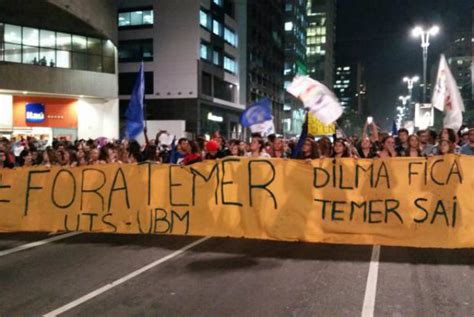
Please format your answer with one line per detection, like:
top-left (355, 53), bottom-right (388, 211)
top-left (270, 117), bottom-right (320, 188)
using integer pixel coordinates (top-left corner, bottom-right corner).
top-left (43, 236), bottom-right (211, 317)
top-left (0, 232), bottom-right (81, 257)
top-left (361, 245), bottom-right (381, 317)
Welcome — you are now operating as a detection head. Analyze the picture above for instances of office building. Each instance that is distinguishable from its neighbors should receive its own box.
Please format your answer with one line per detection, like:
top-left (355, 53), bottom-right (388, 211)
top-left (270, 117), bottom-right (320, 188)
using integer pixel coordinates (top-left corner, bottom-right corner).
top-left (283, 0), bottom-right (307, 135)
top-left (118, 0), bottom-right (243, 139)
top-left (237, 0), bottom-right (285, 133)
top-left (0, 0), bottom-right (119, 141)
top-left (306, 0), bottom-right (336, 88)
top-left (334, 63), bottom-right (367, 114)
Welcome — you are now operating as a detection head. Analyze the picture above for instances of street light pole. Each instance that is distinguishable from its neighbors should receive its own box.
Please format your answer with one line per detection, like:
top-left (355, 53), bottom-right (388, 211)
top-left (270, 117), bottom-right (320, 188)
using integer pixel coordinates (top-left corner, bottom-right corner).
top-left (397, 95), bottom-right (411, 127)
top-left (403, 75), bottom-right (420, 99)
top-left (402, 75), bottom-right (419, 122)
top-left (412, 25), bottom-right (439, 103)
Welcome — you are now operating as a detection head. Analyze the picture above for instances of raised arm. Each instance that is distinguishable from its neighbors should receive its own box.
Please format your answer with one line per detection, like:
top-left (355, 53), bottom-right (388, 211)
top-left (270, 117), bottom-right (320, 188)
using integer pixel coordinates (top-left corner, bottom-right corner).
top-left (369, 122), bottom-right (379, 143)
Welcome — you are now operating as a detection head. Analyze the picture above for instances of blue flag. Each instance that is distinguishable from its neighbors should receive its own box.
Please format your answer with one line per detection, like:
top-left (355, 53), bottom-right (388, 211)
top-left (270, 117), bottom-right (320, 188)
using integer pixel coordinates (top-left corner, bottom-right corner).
top-left (240, 98), bottom-right (273, 127)
top-left (125, 63), bottom-right (145, 140)
top-left (391, 120), bottom-right (398, 136)
top-left (292, 112), bottom-right (309, 158)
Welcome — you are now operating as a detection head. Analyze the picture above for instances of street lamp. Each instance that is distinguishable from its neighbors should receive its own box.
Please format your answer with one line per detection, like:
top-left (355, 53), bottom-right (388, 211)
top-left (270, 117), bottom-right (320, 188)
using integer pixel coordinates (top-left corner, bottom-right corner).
top-left (402, 75), bottom-right (420, 97)
top-left (397, 95), bottom-right (411, 126)
top-left (399, 95), bottom-right (410, 106)
top-left (411, 25), bottom-right (439, 103)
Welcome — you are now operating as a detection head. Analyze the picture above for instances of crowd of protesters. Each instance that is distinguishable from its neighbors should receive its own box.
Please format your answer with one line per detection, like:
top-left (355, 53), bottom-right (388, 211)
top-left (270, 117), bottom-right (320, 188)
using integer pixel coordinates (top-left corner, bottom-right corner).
top-left (0, 122), bottom-right (473, 169)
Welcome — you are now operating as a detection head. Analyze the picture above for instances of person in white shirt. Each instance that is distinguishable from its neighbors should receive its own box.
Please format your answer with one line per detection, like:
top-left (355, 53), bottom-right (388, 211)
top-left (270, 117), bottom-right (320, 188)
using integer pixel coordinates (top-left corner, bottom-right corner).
top-left (245, 136), bottom-right (271, 158)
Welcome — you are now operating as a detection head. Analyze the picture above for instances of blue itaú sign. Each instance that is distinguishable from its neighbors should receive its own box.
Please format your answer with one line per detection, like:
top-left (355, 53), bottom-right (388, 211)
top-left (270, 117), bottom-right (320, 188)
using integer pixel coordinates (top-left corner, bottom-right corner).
top-left (25, 103), bottom-right (45, 123)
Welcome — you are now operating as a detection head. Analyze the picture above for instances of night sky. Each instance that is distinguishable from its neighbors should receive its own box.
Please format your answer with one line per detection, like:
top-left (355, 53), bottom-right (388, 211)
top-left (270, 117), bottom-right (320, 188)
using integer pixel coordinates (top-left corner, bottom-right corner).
top-left (336, 0), bottom-right (473, 130)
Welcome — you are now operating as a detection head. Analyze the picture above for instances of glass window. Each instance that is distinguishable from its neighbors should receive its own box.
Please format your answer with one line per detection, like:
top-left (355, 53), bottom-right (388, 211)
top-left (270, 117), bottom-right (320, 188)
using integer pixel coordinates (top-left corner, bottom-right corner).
top-left (4, 24), bottom-right (22, 44)
top-left (103, 40), bottom-right (115, 57)
top-left (103, 56), bottom-right (115, 73)
top-left (224, 27), bottom-right (237, 46)
top-left (200, 10), bottom-right (208, 28)
top-left (285, 22), bottom-right (293, 31)
top-left (40, 48), bottom-right (55, 66)
top-left (143, 10), bottom-right (153, 24)
top-left (118, 39), bottom-right (153, 62)
top-left (4, 43), bottom-right (21, 62)
top-left (40, 30), bottom-right (55, 48)
top-left (56, 50), bottom-right (71, 68)
top-left (213, 50), bottom-right (220, 65)
top-left (214, 77), bottom-right (234, 102)
top-left (72, 52), bottom-right (88, 70)
top-left (56, 32), bottom-right (71, 50)
top-left (200, 10), bottom-right (212, 30)
top-left (213, 20), bottom-right (222, 36)
top-left (213, 0), bottom-right (223, 6)
top-left (202, 72), bottom-right (212, 96)
top-left (224, 56), bottom-right (236, 73)
top-left (88, 55), bottom-right (102, 72)
top-left (130, 11), bottom-right (144, 25)
top-left (142, 40), bottom-right (153, 60)
top-left (22, 45), bottom-right (39, 64)
top-left (119, 10), bottom-right (153, 27)
top-left (22, 27), bottom-right (39, 46)
top-left (118, 12), bottom-right (131, 27)
top-left (200, 43), bottom-right (209, 60)
top-left (72, 35), bottom-right (87, 52)
top-left (0, 23), bottom-right (114, 73)
top-left (87, 37), bottom-right (101, 55)
top-left (285, 3), bottom-right (293, 11)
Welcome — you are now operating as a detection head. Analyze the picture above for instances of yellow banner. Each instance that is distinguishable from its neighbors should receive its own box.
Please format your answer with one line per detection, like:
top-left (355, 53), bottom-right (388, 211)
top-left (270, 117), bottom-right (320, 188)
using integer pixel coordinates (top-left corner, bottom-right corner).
top-left (308, 113), bottom-right (336, 136)
top-left (0, 155), bottom-right (473, 248)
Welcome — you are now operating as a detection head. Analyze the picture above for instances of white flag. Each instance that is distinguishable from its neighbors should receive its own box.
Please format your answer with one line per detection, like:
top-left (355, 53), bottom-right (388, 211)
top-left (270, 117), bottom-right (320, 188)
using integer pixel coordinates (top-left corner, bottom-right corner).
top-left (286, 76), bottom-right (343, 125)
top-left (249, 119), bottom-right (275, 137)
top-left (432, 55), bottom-right (464, 132)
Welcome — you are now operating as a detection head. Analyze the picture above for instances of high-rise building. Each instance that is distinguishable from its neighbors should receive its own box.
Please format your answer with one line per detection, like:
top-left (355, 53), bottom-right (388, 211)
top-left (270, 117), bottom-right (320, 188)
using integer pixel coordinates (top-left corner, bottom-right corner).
top-left (118, 0), bottom-right (243, 139)
top-left (306, 0), bottom-right (336, 88)
top-left (282, 0), bottom-right (307, 135)
top-left (0, 0), bottom-right (119, 141)
top-left (446, 32), bottom-right (472, 107)
top-left (237, 0), bottom-right (285, 133)
top-left (334, 63), bottom-right (367, 114)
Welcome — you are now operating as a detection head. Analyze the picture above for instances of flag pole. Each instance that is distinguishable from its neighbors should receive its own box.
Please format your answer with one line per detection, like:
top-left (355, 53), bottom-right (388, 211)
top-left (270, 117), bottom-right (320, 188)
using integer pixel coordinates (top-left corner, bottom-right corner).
top-left (141, 61), bottom-right (147, 130)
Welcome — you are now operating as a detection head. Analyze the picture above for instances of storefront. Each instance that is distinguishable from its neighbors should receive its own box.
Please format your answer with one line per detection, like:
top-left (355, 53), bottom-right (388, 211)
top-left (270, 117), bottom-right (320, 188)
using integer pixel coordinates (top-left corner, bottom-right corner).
top-left (0, 93), bottom-right (119, 142)
top-left (200, 103), bottom-right (242, 139)
top-left (9, 96), bottom-right (78, 144)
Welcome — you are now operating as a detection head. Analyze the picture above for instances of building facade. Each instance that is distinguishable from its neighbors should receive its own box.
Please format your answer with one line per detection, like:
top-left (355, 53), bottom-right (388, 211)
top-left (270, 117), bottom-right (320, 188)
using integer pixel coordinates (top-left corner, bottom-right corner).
top-left (0, 0), bottom-right (119, 141)
top-left (306, 0), bottom-right (336, 88)
top-left (237, 0), bottom-right (285, 134)
top-left (334, 63), bottom-right (367, 114)
top-left (446, 32), bottom-right (472, 108)
top-left (283, 0), bottom-right (307, 136)
top-left (118, 0), bottom-right (243, 139)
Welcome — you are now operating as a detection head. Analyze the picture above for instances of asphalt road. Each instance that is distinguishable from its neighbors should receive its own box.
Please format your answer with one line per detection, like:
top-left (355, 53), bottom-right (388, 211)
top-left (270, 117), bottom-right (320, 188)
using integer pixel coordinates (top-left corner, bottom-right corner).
top-left (0, 232), bottom-right (473, 317)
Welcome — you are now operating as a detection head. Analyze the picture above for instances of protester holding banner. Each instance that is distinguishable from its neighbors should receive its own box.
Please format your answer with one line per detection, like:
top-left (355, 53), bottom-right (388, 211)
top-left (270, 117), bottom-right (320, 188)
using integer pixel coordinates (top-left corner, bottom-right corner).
top-left (356, 137), bottom-right (377, 159)
top-left (395, 128), bottom-right (409, 156)
top-left (376, 136), bottom-right (397, 158)
top-left (296, 137), bottom-right (319, 160)
top-left (460, 128), bottom-right (474, 155)
top-left (245, 135), bottom-right (271, 158)
top-left (204, 140), bottom-right (221, 160)
top-left (269, 136), bottom-right (291, 158)
top-left (332, 138), bottom-right (351, 158)
top-left (317, 136), bottom-right (333, 158)
top-left (405, 135), bottom-right (422, 157)
top-left (19, 150), bottom-right (34, 167)
top-left (417, 130), bottom-right (435, 156)
top-left (434, 128), bottom-right (460, 154)
top-left (229, 139), bottom-right (245, 157)
top-left (438, 139), bottom-right (455, 155)
top-left (0, 150), bottom-right (5, 168)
